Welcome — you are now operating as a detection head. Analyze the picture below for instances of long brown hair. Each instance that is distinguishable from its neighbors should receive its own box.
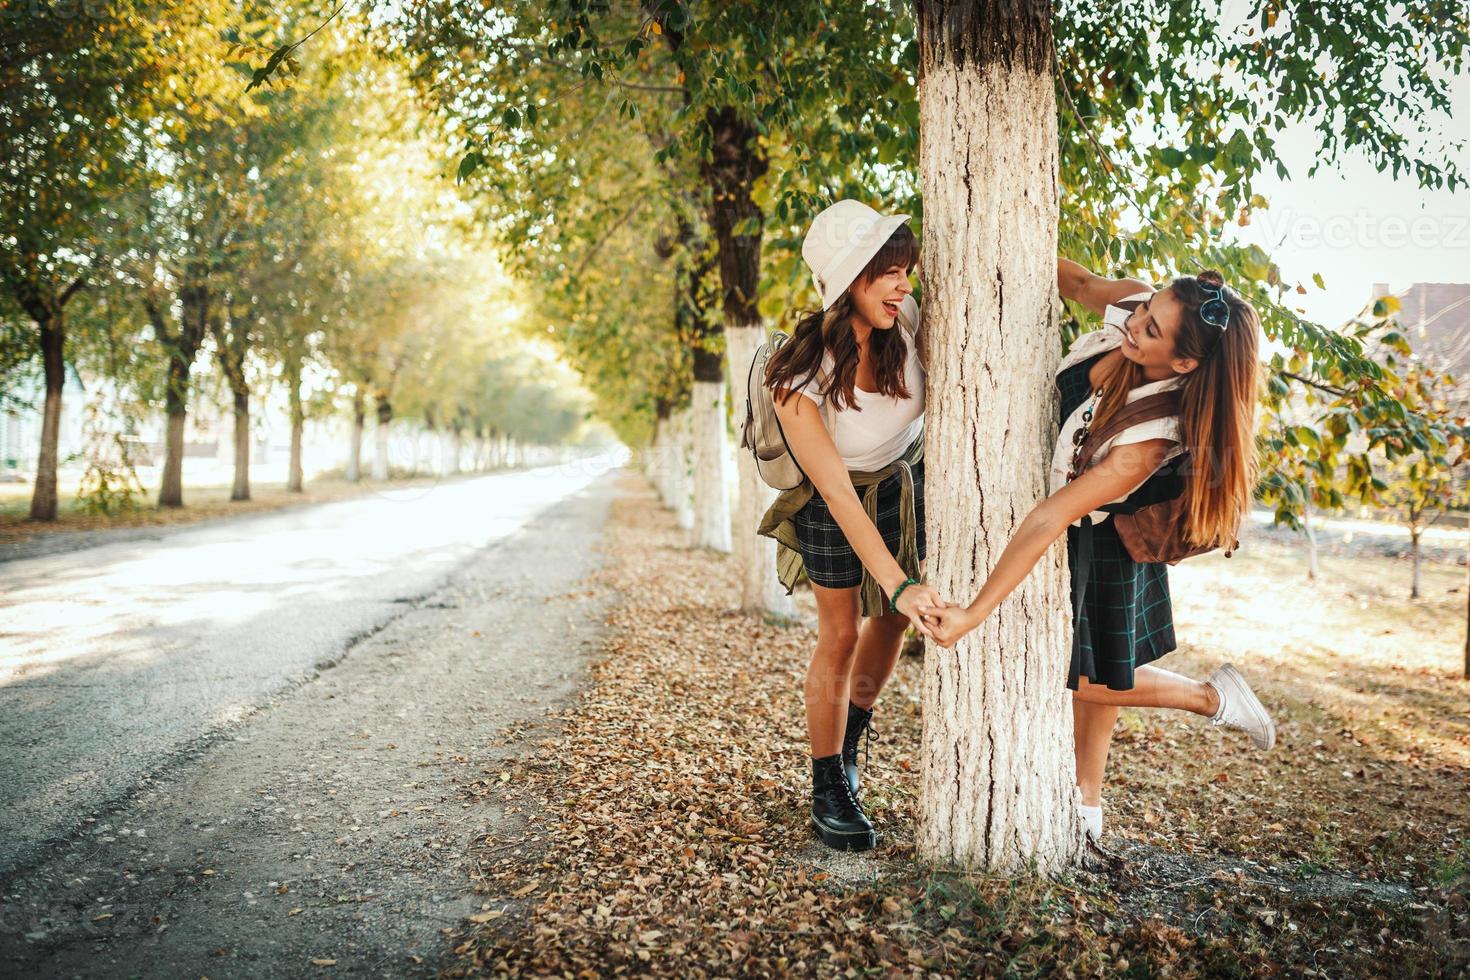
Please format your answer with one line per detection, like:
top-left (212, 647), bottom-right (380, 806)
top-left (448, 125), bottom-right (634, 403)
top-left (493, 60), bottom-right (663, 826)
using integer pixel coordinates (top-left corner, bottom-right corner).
top-left (765, 224), bottom-right (919, 411)
top-left (1091, 270), bottom-right (1261, 548)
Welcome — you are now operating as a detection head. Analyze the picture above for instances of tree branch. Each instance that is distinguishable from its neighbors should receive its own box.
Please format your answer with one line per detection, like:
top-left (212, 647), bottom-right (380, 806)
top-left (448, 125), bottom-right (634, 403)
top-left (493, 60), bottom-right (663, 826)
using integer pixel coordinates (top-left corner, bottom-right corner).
top-left (60, 274), bottom-right (87, 307)
top-left (617, 81), bottom-right (682, 93)
top-left (1281, 371), bottom-right (1351, 399)
top-left (573, 196), bottom-right (647, 281)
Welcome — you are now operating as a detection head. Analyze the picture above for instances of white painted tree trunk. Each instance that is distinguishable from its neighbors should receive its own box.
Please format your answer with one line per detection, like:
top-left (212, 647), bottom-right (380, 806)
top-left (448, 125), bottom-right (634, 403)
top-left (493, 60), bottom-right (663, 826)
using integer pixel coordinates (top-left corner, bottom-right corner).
top-left (439, 430), bottom-right (455, 478)
top-left (372, 418), bottom-right (390, 481)
top-left (691, 379), bottom-right (733, 552)
top-left (726, 322), bottom-right (797, 618)
top-left (1302, 496), bottom-right (1320, 580)
top-left (647, 417), bottom-right (666, 496)
top-left (1411, 528), bottom-right (1423, 599)
top-left (916, 1), bottom-right (1083, 872)
top-left (671, 406), bottom-right (695, 531)
top-left (347, 411), bottom-right (363, 482)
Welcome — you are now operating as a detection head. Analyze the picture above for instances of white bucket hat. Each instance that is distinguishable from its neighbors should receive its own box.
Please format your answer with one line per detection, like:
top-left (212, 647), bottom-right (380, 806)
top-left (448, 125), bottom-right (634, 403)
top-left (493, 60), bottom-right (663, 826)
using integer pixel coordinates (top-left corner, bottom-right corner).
top-left (801, 199), bottom-right (911, 311)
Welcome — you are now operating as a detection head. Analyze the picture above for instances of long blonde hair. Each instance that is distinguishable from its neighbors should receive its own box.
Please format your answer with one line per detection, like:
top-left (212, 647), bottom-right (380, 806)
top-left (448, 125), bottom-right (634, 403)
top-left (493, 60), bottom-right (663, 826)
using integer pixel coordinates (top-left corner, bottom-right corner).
top-left (1091, 270), bottom-right (1261, 547)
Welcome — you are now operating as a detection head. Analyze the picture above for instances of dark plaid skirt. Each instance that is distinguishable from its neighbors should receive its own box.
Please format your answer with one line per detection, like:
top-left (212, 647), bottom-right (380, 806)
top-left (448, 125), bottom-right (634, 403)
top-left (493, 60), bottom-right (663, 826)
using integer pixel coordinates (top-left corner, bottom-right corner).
top-left (1059, 349), bottom-right (1176, 691)
top-left (793, 462), bottom-right (926, 590)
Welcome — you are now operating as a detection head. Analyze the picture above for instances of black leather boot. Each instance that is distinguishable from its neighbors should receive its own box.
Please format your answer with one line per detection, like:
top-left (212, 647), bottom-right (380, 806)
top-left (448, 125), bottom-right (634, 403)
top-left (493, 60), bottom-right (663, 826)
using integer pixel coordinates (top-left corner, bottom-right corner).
top-left (810, 754), bottom-right (876, 852)
top-left (840, 702), bottom-right (875, 797)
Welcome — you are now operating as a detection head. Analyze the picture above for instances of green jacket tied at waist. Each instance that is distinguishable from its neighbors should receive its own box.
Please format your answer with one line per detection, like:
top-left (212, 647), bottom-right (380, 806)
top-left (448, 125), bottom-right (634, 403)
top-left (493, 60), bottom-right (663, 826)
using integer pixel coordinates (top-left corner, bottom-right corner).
top-left (756, 431), bottom-right (925, 619)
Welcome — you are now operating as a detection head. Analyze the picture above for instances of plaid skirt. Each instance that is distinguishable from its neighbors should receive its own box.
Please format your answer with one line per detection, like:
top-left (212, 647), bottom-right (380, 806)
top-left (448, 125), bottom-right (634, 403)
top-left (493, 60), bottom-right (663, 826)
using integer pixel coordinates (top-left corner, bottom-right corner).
top-left (1059, 350), bottom-right (1176, 691)
top-left (1068, 518), bottom-right (1176, 691)
top-left (793, 462), bottom-right (927, 590)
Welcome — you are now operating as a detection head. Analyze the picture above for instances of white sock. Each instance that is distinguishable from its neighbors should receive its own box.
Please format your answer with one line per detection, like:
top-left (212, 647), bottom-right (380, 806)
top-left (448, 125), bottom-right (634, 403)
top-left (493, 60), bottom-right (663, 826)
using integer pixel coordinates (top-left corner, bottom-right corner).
top-left (1078, 803), bottom-right (1103, 841)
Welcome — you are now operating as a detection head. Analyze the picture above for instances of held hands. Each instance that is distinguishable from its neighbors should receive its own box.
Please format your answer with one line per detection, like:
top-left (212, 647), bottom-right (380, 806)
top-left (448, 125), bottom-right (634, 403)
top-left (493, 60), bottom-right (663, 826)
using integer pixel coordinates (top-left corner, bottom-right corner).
top-left (920, 605), bottom-right (982, 648)
top-left (892, 582), bottom-right (990, 647)
top-left (893, 582), bottom-right (948, 639)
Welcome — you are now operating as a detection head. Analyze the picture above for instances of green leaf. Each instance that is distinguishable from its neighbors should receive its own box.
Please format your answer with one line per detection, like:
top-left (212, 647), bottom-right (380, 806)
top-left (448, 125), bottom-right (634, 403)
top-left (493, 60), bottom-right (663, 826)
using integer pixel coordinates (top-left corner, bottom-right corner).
top-left (457, 151), bottom-right (482, 183)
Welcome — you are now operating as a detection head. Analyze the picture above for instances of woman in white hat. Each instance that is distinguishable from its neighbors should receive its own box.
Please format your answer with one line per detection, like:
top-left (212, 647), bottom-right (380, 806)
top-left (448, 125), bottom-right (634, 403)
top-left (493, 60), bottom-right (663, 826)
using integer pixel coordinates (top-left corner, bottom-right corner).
top-left (757, 199), bottom-right (946, 852)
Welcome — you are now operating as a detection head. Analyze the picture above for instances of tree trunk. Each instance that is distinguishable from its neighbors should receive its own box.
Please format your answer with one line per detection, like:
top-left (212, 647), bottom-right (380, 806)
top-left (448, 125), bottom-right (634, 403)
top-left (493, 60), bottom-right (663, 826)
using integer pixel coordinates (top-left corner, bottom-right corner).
top-left (916, 0), bottom-right (1082, 872)
top-left (28, 310), bottom-right (64, 521)
top-left (726, 322), bottom-right (797, 618)
top-left (1303, 496), bottom-right (1319, 581)
top-left (704, 106), bottom-right (775, 590)
top-left (691, 356), bottom-right (733, 552)
top-left (372, 395), bottom-right (391, 481)
top-left (347, 388), bottom-right (365, 483)
top-left (286, 362), bottom-right (305, 493)
top-left (230, 387), bottom-right (250, 501)
top-left (651, 414), bottom-right (678, 509)
top-left (158, 355), bottom-right (189, 508)
top-left (1463, 555), bottom-right (1468, 680)
top-left (671, 406), bottom-right (695, 530)
top-left (1410, 527), bottom-right (1422, 599)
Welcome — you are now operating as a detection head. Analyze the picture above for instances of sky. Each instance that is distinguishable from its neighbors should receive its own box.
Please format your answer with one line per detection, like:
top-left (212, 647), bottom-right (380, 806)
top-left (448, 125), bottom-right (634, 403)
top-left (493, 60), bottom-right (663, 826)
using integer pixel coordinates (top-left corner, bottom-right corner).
top-left (1221, 66), bottom-right (1470, 329)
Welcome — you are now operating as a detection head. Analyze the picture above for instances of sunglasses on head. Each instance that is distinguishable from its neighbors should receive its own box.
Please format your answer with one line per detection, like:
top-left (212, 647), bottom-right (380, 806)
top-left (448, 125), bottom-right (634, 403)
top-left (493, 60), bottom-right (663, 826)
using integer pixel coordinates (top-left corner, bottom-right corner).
top-left (1198, 281), bottom-right (1230, 331)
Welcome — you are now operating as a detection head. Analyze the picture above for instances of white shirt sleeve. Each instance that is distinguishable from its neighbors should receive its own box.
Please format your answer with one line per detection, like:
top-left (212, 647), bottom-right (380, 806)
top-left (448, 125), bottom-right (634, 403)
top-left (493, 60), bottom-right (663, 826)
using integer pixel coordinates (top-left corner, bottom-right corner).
top-left (1110, 416), bottom-right (1182, 448)
top-left (1098, 416), bottom-right (1185, 469)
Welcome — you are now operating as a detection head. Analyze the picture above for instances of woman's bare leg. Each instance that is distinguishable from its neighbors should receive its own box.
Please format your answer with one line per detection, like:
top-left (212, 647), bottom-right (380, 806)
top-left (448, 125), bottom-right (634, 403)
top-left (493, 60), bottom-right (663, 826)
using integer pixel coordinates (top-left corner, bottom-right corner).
top-left (847, 610), bottom-right (910, 711)
top-left (1072, 664), bottom-right (1220, 716)
top-left (806, 583), bottom-right (862, 756)
top-left (1072, 698), bottom-right (1121, 807)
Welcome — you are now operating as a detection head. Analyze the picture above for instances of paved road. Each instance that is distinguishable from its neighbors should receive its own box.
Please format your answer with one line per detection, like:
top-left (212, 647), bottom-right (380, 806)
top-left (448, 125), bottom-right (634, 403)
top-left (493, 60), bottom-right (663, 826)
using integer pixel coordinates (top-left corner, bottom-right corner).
top-left (0, 460), bottom-right (618, 877)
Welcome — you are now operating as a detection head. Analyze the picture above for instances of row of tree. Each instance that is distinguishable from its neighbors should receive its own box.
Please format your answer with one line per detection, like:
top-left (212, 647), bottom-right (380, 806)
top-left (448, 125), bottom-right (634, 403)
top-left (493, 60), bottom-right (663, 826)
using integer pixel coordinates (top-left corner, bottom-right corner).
top-left (15, 0), bottom-right (1466, 868)
top-left (364, 0), bottom-right (1467, 868)
top-left (350, 0), bottom-right (1469, 608)
top-left (2, 1), bottom-right (587, 520)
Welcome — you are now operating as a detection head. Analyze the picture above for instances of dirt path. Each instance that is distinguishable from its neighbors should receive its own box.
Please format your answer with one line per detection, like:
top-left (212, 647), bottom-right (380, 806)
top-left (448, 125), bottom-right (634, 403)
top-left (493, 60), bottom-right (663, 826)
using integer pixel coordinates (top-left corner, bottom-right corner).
top-left (0, 481), bottom-right (615, 978)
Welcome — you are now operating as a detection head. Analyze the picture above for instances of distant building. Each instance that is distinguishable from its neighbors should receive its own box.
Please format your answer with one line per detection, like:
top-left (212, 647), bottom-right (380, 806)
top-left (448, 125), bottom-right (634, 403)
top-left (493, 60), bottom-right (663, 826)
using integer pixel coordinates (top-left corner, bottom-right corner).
top-left (1372, 281), bottom-right (1470, 388)
top-left (0, 364), bottom-right (86, 482)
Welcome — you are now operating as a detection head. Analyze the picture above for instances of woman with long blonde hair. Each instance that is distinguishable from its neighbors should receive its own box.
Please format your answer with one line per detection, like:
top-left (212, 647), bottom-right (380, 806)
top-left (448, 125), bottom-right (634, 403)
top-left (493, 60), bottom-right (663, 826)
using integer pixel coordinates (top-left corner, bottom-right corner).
top-left (926, 257), bottom-right (1275, 841)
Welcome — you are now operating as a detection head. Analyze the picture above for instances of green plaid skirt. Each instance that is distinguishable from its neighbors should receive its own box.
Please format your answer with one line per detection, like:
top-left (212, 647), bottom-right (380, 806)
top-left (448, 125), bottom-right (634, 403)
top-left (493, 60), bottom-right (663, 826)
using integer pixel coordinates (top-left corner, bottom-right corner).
top-left (1059, 349), bottom-right (1177, 691)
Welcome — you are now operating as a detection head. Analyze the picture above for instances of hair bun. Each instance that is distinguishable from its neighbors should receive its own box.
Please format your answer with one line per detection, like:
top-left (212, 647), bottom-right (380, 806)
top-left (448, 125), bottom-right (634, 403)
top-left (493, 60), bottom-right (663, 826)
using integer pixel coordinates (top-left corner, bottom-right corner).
top-left (1197, 269), bottom-right (1225, 287)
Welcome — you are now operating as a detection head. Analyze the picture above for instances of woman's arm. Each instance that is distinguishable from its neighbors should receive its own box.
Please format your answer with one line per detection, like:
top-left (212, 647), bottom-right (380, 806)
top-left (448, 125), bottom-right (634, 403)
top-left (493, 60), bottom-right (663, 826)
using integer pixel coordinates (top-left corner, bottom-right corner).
top-left (1057, 257), bottom-right (1153, 317)
top-left (774, 389), bottom-right (945, 632)
top-left (925, 437), bottom-right (1175, 647)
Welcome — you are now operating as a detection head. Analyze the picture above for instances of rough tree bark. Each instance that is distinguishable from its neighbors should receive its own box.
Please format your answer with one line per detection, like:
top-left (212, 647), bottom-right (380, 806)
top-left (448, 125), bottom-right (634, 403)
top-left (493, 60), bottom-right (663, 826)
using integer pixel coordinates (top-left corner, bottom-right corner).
top-left (916, 0), bottom-right (1084, 872)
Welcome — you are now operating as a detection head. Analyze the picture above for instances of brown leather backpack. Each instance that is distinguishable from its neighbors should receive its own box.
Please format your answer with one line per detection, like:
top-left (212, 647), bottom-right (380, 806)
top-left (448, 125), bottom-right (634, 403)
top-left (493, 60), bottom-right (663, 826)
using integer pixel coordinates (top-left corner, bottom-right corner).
top-left (1071, 390), bottom-right (1237, 565)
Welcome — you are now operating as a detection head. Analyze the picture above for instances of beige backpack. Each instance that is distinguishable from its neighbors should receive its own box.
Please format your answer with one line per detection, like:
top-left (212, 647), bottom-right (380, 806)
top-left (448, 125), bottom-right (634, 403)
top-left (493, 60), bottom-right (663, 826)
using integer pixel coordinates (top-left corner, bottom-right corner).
top-left (738, 300), bottom-right (916, 490)
top-left (738, 332), bottom-right (831, 491)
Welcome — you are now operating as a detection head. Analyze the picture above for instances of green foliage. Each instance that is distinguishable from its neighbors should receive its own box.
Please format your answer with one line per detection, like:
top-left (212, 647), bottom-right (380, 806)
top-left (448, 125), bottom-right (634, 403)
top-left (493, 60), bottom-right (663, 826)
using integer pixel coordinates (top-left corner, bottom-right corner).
top-left (1258, 298), bottom-right (1470, 532)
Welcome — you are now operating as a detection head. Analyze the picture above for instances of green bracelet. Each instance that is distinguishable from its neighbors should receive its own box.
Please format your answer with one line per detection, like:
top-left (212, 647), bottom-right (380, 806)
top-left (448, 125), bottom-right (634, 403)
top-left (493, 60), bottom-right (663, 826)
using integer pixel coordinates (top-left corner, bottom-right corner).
top-left (889, 577), bottom-right (920, 613)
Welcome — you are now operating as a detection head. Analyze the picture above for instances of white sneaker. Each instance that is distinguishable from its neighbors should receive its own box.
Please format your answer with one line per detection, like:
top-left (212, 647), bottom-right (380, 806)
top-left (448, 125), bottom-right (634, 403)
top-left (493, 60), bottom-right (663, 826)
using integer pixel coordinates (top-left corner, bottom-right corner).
top-left (1078, 803), bottom-right (1103, 841)
top-left (1206, 664), bottom-right (1276, 749)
